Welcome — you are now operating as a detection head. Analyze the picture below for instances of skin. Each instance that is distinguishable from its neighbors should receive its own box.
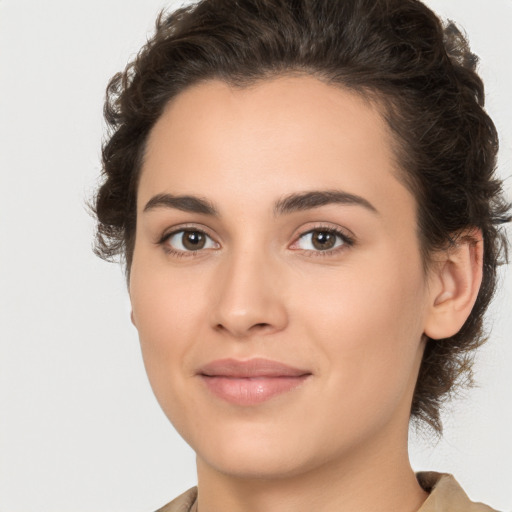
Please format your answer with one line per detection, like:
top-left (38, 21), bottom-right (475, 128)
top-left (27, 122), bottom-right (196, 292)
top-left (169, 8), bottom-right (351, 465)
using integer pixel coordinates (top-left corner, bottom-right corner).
top-left (129, 75), bottom-right (482, 512)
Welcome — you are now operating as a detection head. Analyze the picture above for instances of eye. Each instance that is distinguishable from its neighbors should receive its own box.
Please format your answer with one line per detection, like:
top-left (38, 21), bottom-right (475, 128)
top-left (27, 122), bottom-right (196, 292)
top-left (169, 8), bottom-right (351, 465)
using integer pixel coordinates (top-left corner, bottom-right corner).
top-left (293, 228), bottom-right (352, 253)
top-left (163, 229), bottom-right (219, 254)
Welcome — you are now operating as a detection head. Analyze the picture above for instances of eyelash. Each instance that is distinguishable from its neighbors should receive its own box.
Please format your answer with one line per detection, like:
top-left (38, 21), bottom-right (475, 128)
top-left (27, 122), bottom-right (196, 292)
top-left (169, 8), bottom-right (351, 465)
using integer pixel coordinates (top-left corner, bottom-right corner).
top-left (158, 225), bottom-right (217, 258)
top-left (292, 226), bottom-right (354, 258)
top-left (158, 225), bottom-right (354, 258)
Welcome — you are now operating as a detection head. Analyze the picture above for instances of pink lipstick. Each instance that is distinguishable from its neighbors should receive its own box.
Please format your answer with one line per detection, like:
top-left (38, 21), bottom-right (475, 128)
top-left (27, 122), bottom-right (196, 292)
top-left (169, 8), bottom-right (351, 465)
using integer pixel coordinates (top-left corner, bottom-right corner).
top-left (198, 358), bottom-right (311, 406)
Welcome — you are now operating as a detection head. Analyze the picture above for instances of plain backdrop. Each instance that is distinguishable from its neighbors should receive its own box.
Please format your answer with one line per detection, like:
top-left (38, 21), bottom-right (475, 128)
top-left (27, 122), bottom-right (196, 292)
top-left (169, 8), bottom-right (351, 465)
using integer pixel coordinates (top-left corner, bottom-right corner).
top-left (0, 1), bottom-right (511, 511)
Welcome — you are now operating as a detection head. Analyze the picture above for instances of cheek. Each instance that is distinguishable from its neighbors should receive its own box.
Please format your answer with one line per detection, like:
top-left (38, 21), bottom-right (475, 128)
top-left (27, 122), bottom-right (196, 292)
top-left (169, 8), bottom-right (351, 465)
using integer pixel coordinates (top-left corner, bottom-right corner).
top-left (130, 256), bottom-right (207, 344)
top-left (293, 254), bottom-right (427, 410)
top-left (129, 260), bottom-right (209, 410)
top-left (297, 254), bottom-right (425, 340)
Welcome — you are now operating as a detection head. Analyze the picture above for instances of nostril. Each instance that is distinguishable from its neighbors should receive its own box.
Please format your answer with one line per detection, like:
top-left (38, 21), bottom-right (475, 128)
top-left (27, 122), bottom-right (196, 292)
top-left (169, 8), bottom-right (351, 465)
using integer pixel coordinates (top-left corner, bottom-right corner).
top-left (214, 321), bottom-right (271, 336)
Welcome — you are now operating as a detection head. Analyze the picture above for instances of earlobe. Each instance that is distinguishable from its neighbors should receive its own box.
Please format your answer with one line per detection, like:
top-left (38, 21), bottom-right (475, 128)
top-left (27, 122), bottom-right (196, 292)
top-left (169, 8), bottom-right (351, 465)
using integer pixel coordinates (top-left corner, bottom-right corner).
top-left (424, 229), bottom-right (483, 340)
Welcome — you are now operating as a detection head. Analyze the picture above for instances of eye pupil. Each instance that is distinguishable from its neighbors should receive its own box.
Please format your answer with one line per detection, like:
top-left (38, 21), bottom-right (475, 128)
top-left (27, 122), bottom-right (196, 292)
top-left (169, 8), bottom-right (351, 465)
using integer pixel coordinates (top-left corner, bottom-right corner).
top-left (182, 231), bottom-right (206, 250)
top-left (312, 231), bottom-right (336, 250)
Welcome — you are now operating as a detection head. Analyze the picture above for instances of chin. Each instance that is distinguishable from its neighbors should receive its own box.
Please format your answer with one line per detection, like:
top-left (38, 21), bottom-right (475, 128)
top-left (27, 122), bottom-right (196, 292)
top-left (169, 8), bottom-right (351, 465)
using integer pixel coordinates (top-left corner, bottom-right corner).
top-left (190, 419), bottom-right (335, 481)
top-left (199, 445), bottom-right (315, 480)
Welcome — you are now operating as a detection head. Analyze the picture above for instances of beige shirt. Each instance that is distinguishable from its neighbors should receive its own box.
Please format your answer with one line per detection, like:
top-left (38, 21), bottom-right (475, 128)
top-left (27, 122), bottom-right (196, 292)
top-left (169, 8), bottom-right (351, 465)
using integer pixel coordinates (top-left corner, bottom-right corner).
top-left (156, 472), bottom-right (499, 512)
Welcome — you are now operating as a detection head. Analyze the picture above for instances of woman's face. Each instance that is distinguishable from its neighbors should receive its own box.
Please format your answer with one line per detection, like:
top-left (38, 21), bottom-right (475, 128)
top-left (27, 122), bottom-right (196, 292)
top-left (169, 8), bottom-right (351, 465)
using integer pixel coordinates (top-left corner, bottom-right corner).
top-left (130, 76), bottom-right (435, 478)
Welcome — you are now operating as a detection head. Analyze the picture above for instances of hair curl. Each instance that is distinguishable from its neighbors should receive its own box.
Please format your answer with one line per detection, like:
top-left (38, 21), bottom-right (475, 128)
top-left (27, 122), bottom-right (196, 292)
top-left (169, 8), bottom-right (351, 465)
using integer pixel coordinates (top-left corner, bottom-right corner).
top-left (93, 0), bottom-right (510, 433)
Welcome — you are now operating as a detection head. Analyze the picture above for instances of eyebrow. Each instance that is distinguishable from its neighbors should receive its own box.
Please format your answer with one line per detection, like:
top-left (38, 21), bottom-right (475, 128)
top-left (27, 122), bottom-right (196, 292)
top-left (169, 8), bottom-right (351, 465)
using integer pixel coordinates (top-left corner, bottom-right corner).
top-left (142, 190), bottom-right (378, 216)
top-left (273, 190), bottom-right (378, 216)
top-left (143, 193), bottom-right (218, 215)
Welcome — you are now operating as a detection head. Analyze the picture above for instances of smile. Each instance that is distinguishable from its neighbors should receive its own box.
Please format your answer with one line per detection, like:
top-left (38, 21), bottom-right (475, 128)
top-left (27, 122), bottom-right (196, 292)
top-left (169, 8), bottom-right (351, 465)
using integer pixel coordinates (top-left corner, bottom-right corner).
top-left (198, 358), bottom-right (312, 406)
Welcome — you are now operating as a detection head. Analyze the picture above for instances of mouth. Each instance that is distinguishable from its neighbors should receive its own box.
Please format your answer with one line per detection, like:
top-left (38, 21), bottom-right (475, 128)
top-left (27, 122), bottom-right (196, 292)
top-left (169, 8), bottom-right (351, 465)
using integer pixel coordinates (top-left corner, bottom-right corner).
top-left (197, 358), bottom-right (312, 406)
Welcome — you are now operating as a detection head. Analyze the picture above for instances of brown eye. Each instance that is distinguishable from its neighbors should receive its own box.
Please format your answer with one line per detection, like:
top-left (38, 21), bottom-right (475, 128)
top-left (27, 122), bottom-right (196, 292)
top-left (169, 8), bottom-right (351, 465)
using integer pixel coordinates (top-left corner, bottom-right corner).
top-left (311, 231), bottom-right (336, 250)
top-left (165, 229), bottom-right (218, 253)
top-left (295, 229), bottom-right (348, 252)
top-left (182, 231), bottom-right (206, 250)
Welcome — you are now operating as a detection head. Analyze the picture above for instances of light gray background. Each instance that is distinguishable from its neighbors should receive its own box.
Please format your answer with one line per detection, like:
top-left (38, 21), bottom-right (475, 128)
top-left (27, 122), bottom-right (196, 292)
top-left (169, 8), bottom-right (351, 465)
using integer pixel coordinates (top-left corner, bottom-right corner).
top-left (0, 1), bottom-right (511, 511)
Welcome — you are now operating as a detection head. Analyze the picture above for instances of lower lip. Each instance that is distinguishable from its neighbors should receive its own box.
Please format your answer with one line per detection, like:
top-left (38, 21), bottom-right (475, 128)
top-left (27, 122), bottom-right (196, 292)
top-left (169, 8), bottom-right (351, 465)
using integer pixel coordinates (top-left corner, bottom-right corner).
top-left (200, 375), bottom-right (310, 406)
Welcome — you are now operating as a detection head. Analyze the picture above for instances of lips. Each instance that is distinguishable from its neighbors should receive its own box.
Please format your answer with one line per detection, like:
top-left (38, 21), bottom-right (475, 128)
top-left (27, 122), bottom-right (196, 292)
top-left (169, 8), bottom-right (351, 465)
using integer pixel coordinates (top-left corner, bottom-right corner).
top-left (197, 358), bottom-right (312, 405)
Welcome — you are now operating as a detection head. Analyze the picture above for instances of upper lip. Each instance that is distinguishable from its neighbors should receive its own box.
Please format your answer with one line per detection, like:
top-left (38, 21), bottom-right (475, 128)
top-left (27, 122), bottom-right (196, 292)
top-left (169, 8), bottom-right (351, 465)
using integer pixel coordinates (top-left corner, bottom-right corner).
top-left (198, 358), bottom-right (311, 378)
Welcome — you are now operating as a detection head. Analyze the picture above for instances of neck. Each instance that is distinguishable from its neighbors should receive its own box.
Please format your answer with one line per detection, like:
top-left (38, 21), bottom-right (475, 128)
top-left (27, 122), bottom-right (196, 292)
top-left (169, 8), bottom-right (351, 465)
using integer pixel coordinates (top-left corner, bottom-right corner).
top-left (195, 426), bottom-right (427, 512)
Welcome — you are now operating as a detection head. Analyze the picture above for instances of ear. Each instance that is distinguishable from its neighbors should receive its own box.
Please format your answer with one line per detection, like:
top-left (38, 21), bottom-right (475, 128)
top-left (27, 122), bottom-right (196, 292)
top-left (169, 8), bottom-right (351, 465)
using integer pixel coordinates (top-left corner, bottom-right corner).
top-left (128, 280), bottom-right (137, 327)
top-left (424, 229), bottom-right (483, 340)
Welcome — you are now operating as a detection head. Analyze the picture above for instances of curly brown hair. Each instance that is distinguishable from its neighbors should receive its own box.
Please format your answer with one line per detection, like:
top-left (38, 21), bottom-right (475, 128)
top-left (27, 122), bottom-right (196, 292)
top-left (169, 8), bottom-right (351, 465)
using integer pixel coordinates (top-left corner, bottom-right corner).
top-left (93, 0), bottom-right (510, 433)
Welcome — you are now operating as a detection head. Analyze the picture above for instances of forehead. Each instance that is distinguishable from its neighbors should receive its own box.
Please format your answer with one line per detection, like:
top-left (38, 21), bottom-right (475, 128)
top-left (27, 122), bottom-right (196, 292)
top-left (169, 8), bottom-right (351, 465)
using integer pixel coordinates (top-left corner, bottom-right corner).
top-left (139, 75), bottom-right (413, 222)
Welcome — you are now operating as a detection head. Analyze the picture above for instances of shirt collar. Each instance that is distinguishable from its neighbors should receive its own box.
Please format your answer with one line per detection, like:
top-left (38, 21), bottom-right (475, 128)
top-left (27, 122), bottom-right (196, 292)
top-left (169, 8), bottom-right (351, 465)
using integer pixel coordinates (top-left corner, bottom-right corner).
top-left (416, 472), bottom-right (497, 512)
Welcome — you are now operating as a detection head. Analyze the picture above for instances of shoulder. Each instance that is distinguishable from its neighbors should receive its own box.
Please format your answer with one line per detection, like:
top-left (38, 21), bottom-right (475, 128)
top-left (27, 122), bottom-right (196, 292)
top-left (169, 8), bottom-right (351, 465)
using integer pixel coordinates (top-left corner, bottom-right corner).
top-left (417, 472), bottom-right (500, 512)
top-left (154, 487), bottom-right (198, 512)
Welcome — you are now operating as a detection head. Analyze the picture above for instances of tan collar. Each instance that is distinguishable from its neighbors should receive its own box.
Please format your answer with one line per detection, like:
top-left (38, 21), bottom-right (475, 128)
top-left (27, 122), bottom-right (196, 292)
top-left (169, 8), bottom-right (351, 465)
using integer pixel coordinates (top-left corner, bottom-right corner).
top-left (156, 473), bottom-right (497, 512)
top-left (416, 472), bottom-right (498, 512)
top-left (155, 486), bottom-right (197, 512)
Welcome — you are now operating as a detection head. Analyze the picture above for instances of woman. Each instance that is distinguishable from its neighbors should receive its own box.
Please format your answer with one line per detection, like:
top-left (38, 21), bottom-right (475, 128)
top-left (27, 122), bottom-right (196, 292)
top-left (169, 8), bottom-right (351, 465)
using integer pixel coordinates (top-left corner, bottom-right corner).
top-left (93, 0), bottom-right (510, 510)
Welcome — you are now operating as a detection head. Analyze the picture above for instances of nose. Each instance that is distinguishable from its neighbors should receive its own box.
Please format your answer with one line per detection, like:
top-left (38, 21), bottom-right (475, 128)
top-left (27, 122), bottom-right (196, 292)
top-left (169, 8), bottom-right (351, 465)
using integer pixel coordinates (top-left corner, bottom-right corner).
top-left (209, 247), bottom-right (288, 339)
